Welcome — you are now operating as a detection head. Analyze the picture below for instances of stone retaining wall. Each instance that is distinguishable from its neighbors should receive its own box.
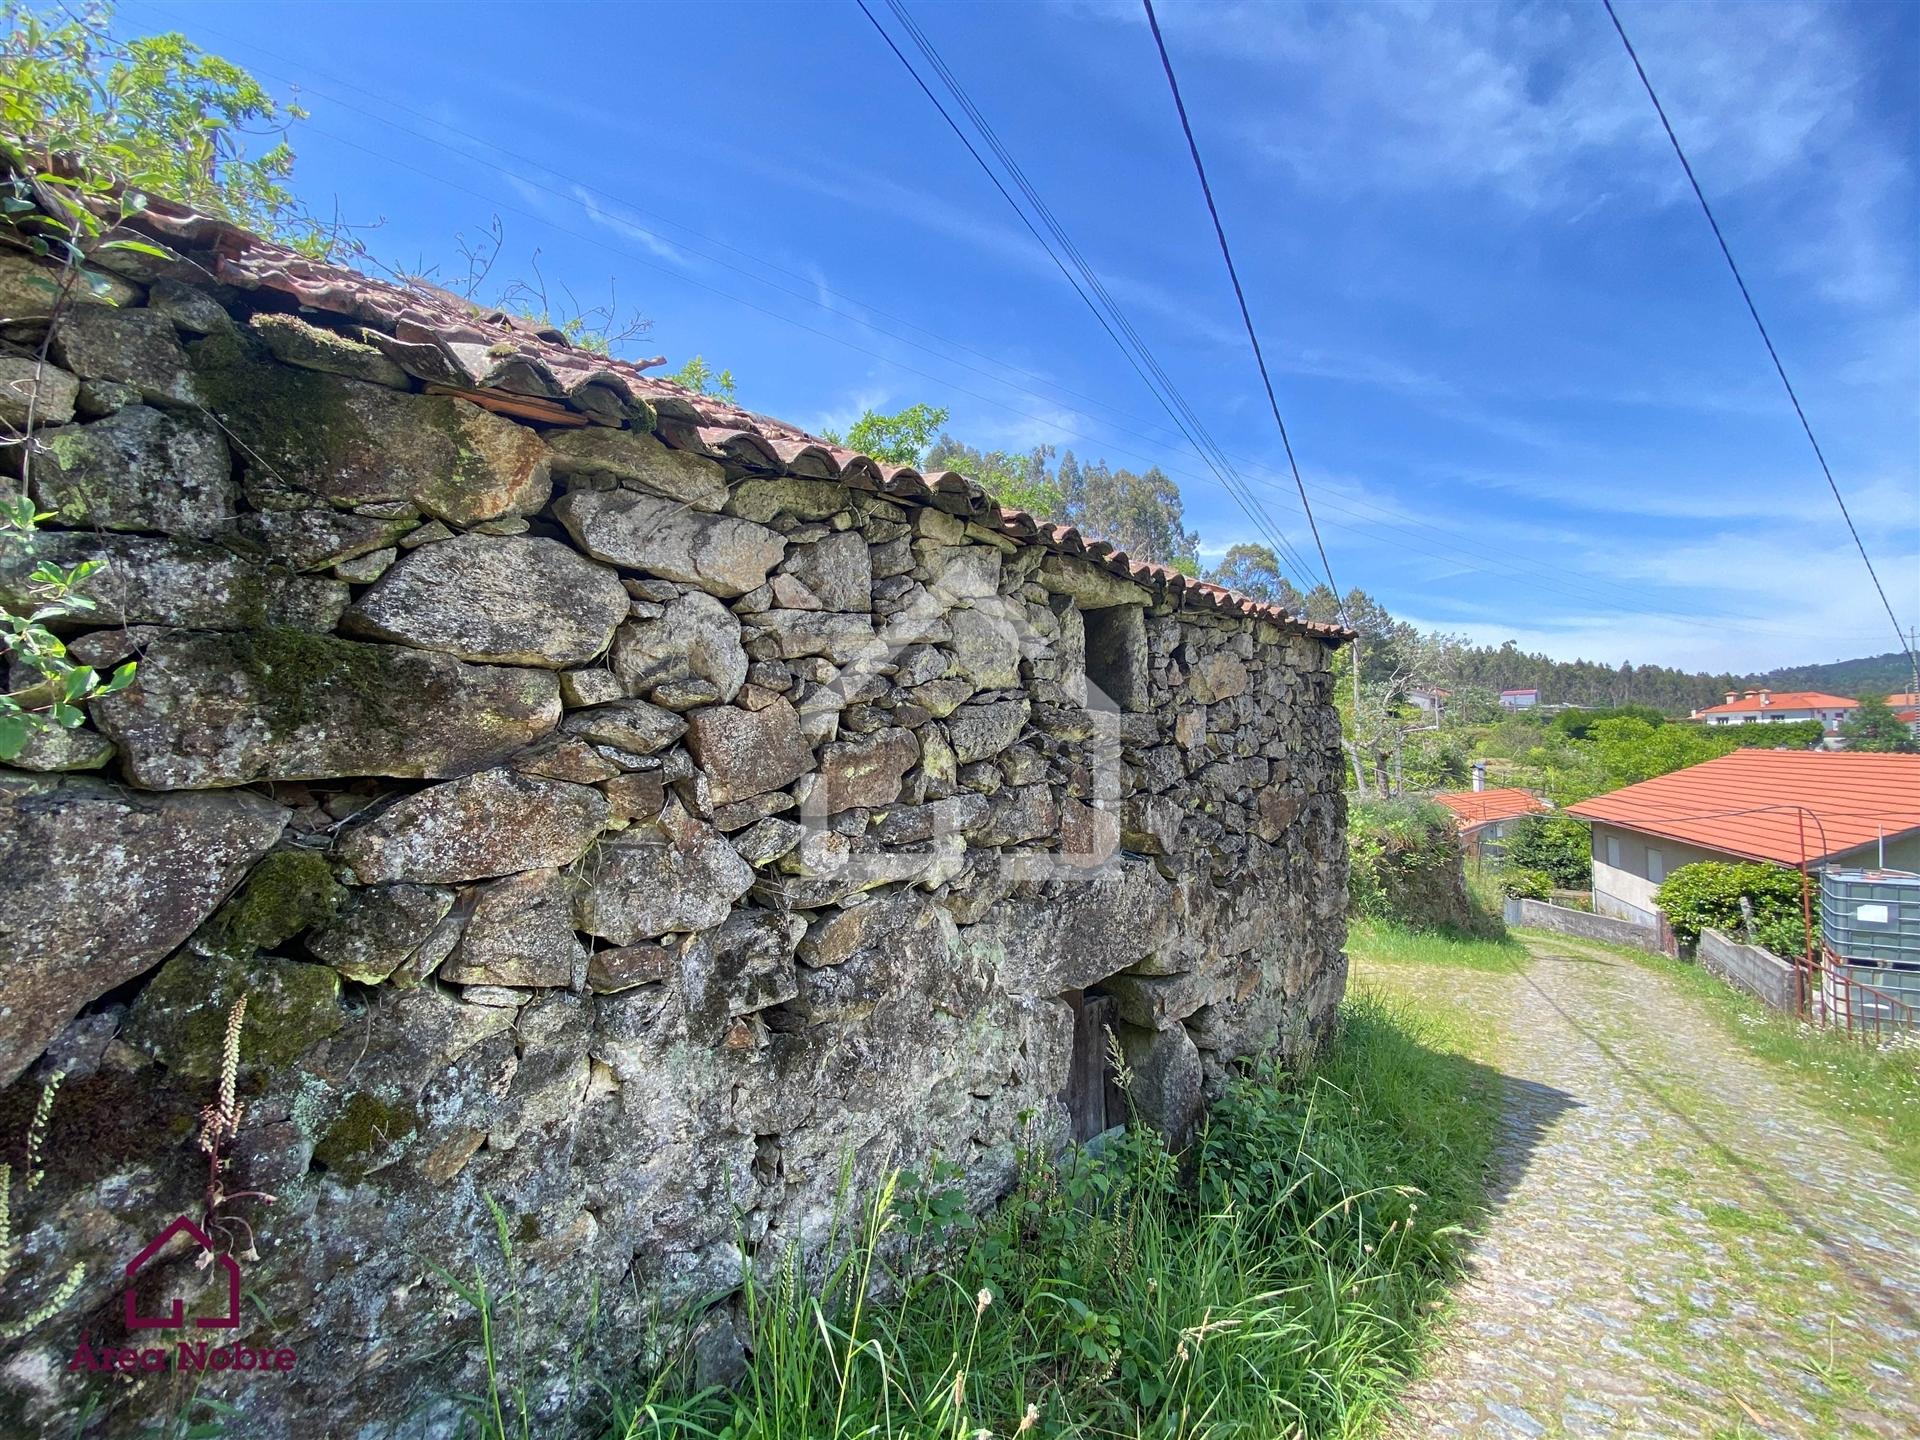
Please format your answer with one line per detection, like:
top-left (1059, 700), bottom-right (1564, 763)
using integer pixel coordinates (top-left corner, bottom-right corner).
top-left (0, 246), bottom-right (1347, 1436)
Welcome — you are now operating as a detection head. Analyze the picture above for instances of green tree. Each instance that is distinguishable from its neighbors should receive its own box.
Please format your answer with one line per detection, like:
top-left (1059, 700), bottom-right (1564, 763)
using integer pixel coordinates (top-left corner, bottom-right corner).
top-left (1505, 813), bottom-right (1591, 889)
top-left (1057, 453), bottom-right (1201, 568)
top-left (666, 355), bottom-right (736, 401)
top-left (1553, 705), bottom-right (1664, 740)
top-left (822, 403), bottom-right (949, 466)
top-left (924, 435), bottom-right (1064, 518)
top-left (1583, 716), bottom-right (1737, 792)
top-left (1208, 543), bottom-right (1305, 610)
top-left (2, 1), bottom-right (330, 253)
top-left (1841, 696), bottom-right (1918, 753)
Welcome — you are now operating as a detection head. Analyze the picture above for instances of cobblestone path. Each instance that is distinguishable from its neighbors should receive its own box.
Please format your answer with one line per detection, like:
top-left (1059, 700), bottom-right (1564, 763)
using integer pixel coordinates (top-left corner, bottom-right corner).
top-left (1374, 934), bottom-right (1920, 1439)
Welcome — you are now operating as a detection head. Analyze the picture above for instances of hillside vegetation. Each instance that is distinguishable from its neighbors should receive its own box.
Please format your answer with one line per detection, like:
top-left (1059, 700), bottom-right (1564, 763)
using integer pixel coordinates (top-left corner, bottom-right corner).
top-left (1751, 649), bottom-right (1916, 698)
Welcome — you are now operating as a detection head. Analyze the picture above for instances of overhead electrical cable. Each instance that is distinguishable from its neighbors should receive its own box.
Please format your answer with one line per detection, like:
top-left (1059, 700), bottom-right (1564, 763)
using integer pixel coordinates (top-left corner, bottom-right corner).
top-left (138, 2), bottom-right (1837, 638)
top-left (296, 127), bottom-right (1833, 642)
top-left (136, 4), bottom-right (1879, 645)
top-left (879, 0), bottom-right (1302, 571)
top-left (1140, 0), bottom-right (1344, 618)
top-left (857, 0), bottom-right (1322, 593)
top-left (1601, 0), bottom-right (1916, 676)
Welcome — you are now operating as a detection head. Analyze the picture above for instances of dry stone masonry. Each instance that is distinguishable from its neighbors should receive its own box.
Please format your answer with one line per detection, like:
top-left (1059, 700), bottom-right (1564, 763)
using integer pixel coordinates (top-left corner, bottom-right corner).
top-left (0, 203), bottom-right (1348, 1437)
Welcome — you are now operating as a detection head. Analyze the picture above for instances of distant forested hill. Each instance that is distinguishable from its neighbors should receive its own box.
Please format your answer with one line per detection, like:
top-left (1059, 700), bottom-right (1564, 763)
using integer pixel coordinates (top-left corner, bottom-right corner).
top-left (1749, 650), bottom-right (1915, 697)
top-left (1423, 643), bottom-right (1913, 714)
top-left (1433, 642), bottom-right (1744, 714)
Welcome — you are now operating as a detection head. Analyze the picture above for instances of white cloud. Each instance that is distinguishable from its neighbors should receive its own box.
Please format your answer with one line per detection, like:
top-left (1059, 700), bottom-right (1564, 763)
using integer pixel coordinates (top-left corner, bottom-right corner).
top-left (1108, 1), bottom-right (1912, 312)
top-left (568, 187), bottom-right (688, 266)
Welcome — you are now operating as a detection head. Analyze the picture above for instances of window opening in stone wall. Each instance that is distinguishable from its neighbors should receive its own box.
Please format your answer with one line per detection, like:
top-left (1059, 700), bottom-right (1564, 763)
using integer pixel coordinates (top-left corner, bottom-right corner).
top-left (1082, 604), bottom-right (1147, 712)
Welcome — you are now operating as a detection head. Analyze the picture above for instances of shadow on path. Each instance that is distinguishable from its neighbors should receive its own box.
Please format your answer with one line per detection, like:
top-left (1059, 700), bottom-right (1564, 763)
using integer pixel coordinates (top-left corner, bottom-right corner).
top-left (1519, 949), bottom-right (1920, 1331)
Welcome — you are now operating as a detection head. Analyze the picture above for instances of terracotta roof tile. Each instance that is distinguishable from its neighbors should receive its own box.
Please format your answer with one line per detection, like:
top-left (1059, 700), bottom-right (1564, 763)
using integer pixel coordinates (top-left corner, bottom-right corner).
top-left (1693, 691), bottom-right (1858, 716)
top-left (1431, 788), bottom-right (1550, 830)
top-left (1566, 751), bottom-right (1920, 866)
top-left (85, 188), bottom-right (1349, 641)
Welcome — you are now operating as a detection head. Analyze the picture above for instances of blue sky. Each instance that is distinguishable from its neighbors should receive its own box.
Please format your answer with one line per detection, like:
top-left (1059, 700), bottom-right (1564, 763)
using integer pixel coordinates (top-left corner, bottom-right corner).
top-left (119, 0), bottom-right (1919, 674)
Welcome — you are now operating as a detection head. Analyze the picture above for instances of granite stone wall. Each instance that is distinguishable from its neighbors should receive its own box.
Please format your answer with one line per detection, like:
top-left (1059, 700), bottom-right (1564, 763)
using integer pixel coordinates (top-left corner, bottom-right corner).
top-left (0, 244), bottom-right (1347, 1436)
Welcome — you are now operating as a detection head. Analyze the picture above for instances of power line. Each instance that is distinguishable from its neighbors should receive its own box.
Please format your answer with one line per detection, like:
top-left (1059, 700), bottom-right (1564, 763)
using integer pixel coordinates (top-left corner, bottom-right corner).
top-left (1140, 0), bottom-right (1343, 612)
top-left (856, 0), bottom-right (1322, 593)
top-left (130, 1), bottom-right (1845, 642)
top-left (1600, 0), bottom-right (1917, 678)
top-left (881, 0), bottom-right (1320, 589)
top-left (299, 124), bottom-right (1837, 644)
top-left (123, 1), bottom-right (1224, 455)
top-left (131, 3), bottom-right (1890, 650)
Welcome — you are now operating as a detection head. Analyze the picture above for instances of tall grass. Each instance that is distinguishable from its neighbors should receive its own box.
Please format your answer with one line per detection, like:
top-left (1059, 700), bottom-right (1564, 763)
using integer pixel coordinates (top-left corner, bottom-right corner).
top-left (1347, 917), bottom-right (1529, 974)
top-left (570, 992), bottom-right (1500, 1440)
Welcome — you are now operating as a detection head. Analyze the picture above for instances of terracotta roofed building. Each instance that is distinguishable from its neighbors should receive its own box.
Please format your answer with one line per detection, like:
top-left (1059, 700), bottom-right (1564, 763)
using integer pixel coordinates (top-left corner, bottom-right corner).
top-left (1566, 750), bottom-right (1920, 924)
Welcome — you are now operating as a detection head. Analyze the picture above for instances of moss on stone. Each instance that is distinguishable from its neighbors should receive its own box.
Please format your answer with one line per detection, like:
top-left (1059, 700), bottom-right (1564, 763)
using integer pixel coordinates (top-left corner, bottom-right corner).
top-left (188, 329), bottom-right (354, 482)
top-left (126, 951), bottom-right (344, 1079)
top-left (238, 626), bottom-right (412, 736)
top-left (412, 393), bottom-right (525, 523)
top-left (312, 1091), bottom-right (417, 1180)
top-left (0, 1065), bottom-right (199, 1191)
top-left (196, 849), bottom-right (345, 959)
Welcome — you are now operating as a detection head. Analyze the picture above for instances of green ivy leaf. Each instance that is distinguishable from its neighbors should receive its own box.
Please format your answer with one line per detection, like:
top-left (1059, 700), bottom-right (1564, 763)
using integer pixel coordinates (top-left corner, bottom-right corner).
top-left (96, 238), bottom-right (174, 260)
top-left (0, 715), bottom-right (29, 760)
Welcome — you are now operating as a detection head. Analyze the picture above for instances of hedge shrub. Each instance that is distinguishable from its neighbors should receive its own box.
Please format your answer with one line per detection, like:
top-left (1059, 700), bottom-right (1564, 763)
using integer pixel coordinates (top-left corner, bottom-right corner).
top-left (1504, 812), bottom-right (1591, 889)
top-left (1651, 856), bottom-right (1812, 960)
top-left (1502, 868), bottom-right (1553, 900)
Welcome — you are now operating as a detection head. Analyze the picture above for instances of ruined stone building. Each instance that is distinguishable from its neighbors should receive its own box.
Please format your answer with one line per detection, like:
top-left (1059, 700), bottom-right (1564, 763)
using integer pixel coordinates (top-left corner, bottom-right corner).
top-left (0, 189), bottom-right (1349, 1435)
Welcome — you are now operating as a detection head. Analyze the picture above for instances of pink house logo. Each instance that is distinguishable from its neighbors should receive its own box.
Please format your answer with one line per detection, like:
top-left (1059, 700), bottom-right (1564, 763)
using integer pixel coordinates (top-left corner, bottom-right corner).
top-left (124, 1215), bottom-right (241, 1331)
top-left (68, 1217), bottom-right (296, 1376)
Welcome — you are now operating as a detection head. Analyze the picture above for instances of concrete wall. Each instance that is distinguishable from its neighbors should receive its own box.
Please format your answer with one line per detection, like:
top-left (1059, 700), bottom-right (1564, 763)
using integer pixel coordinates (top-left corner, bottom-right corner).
top-left (1505, 897), bottom-right (1668, 952)
top-left (1698, 928), bottom-right (1800, 1012)
top-left (0, 246), bottom-right (1349, 1436)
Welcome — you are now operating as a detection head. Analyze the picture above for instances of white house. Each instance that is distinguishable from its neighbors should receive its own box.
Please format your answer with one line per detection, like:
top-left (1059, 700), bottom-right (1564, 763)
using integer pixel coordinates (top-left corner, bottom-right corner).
top-left (1688, 689), bottom-right (1857, 734)
top-left (1567, 751), bottom-right (1920, 926)
top-left (1890, 692), bottom-right (1920, 740)
top-left (1499, 687), bottom-right (1538, 710)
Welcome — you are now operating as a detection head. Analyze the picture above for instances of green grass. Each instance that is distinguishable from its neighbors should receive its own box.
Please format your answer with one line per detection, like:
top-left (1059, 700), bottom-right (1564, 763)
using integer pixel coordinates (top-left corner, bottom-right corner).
top-left (1347, 917), bottom-right (1530, 974)
top-left (1521, 930), bottom-right (1920, 1187)
top-left (450, 992), bottom-right (1503, 1440)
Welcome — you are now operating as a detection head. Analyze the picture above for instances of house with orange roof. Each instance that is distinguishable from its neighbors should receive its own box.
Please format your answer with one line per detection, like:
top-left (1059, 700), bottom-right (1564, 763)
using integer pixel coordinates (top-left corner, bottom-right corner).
top-left (1431, 784), bottom-right (1550, 853)
top-left (1688, 687), bottom-right (1856, 735)
top-left (1566, 751), bottom-right (1920, 925)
